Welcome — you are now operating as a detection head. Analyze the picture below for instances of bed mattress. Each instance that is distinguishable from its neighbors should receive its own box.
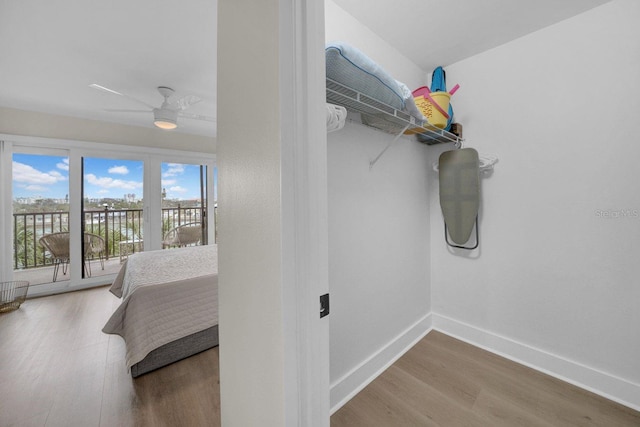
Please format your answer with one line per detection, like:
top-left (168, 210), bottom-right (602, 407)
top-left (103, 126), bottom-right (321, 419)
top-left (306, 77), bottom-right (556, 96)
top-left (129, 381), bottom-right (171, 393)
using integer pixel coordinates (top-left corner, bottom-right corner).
top-left (103, 245), bottom-right (218, 371)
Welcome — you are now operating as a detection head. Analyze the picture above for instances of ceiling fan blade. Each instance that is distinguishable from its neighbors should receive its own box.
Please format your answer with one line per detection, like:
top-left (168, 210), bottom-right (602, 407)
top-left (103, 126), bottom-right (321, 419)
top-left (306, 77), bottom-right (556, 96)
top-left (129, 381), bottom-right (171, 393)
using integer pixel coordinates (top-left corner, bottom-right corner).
top-left (89, 84), bottom-right (156, 109)
top-left (175, 95), bottom-right (202, 110)
top-left (178, 111), bottom-right (215, 122)
top-left (104, 108), bottom-right (151, 113)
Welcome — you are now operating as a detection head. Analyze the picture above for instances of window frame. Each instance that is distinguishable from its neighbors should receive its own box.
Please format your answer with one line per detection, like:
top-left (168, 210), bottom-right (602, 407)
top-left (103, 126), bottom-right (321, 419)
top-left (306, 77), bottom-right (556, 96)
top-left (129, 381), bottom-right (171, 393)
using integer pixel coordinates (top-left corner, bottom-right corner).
top-left (0, 134), bottom-right (216, 295)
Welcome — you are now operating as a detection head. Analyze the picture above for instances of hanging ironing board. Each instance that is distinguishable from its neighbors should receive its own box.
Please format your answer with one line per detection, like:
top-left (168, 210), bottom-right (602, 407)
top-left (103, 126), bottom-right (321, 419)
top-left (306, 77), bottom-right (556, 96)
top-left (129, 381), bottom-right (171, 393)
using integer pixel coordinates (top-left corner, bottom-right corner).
top-left (439, 148), bottom-right (480, 249)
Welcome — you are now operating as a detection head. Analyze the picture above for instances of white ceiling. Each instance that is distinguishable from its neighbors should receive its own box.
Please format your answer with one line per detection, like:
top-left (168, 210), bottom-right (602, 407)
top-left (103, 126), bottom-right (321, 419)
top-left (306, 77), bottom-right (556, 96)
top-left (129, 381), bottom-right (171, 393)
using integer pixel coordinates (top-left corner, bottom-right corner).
top-left (0, 0), bottom-right (610, 138)
top-left (0, 0), bottom-right (217, 137)
top-left (332, 0), bottom-right (611, 71)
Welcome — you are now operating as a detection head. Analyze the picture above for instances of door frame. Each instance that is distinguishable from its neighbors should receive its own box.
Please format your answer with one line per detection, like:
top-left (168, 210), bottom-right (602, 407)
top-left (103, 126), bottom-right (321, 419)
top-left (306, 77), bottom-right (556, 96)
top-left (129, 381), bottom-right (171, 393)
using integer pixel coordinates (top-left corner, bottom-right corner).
top-left (279, 0), bottom-right (330, 424)
top-left (217, 0), bottom-right (330, 424)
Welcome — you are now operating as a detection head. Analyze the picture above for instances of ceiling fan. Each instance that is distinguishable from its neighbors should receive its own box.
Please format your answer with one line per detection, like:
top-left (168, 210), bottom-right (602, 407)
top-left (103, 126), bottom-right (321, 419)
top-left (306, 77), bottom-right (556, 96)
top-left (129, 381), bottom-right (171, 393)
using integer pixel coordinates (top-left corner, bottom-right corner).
top-left (89, 84), bottom-right (214, 130)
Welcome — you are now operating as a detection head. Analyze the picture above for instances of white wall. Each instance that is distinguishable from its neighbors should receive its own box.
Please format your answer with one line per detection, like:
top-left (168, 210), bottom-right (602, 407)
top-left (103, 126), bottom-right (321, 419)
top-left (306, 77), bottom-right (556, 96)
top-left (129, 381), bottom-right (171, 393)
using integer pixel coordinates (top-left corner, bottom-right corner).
top-left (325, 0), bottom-right (435, 411)
top-left (325, 0), bottom-right (424, 89)
top-left (431, 0), bottom-right (640, 409)
top-left (0, 106), bottom-right (215, 153)
top-left (218, 0), bottom-right (332, 425)
top-left (217, 0), bottom-right (286, 424)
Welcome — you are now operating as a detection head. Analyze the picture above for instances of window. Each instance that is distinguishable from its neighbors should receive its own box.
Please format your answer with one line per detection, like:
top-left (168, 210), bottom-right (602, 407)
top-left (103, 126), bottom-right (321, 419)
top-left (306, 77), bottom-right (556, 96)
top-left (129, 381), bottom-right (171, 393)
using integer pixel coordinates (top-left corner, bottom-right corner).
top-left (12, 152), bottom-right (71, 286)
top-left (0, 137), bottom-right (215, 295)
top-left (83, 157), bottom-right (145, 279)
top-left (161, 162), bottom-right (209, 248)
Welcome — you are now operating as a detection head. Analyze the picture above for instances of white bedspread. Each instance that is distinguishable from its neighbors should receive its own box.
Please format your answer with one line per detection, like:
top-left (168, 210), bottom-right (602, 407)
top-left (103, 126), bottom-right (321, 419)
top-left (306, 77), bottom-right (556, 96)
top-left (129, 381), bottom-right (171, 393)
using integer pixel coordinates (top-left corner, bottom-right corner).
top-left (102, 245), bottom-right (218, 369)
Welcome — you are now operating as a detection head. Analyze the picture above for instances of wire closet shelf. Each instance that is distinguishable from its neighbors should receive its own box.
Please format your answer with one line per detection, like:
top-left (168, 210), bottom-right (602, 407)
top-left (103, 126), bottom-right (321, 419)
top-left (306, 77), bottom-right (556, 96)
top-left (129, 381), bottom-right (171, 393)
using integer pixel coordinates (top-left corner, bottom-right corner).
top-left (326, 78), bottom-right (462, 147)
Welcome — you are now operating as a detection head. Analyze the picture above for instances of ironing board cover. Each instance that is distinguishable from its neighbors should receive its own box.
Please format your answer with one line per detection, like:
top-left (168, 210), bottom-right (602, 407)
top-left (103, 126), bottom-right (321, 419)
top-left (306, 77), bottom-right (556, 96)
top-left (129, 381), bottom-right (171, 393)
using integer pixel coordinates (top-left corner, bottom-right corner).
top-left (439, 148), bottom-right (480, 245)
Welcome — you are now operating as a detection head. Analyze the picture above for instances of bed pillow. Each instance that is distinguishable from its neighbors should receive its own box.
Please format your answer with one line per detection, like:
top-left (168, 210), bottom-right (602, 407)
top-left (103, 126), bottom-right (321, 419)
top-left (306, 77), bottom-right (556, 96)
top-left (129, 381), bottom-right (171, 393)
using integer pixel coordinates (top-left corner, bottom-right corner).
top-left (326, 42), bottom-right (405, 110)
top-left (396, 80), bottom-right (426, 123)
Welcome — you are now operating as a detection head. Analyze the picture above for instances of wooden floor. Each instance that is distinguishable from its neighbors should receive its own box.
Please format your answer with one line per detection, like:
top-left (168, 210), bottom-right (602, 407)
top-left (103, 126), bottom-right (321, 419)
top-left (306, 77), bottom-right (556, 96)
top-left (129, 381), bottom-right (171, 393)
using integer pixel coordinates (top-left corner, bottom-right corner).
top-left (0, 286), bottom-right (220, 427)
top-left (1, 287), bottom-right (638, 426)
top-left (332, 331), bottom-right (640, 427)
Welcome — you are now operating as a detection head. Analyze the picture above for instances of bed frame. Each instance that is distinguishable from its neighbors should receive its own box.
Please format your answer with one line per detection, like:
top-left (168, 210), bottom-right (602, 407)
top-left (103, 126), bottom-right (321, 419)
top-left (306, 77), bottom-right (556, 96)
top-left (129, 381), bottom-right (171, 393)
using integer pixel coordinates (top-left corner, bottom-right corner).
top-left (131, 325), bottom-right (219, 378)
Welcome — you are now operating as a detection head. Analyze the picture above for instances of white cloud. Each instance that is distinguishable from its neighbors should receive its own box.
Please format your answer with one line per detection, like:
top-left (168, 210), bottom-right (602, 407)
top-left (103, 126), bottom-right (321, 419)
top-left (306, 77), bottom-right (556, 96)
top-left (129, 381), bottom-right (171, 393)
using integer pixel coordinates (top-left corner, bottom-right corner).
top-left (97, 189), bottom-right (110, 194)
top-left (25, 185), bottom-right (48, 192)
top-left (57, 158), bottom-right (69, 171)
top-left (168, 185), bottom-right (189, 194)
top-left (13, 161), bottom-right (67, 184)
top-left (85, 173), bottom-right (142, 191)
top-left (161, 179), bottom-right (177, 186)
top-left (108, 165), bottom-right (129, 175)
top-left (162, 163), bottom-right (185, 178)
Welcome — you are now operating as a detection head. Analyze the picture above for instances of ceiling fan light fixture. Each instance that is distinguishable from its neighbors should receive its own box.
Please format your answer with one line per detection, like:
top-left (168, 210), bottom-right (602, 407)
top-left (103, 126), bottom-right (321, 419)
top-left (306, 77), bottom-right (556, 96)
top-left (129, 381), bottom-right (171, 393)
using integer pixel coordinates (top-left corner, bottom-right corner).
top-left (153, 108), bottom-right (178, 130)
top-left (154, 119), bottom-right (177, 130)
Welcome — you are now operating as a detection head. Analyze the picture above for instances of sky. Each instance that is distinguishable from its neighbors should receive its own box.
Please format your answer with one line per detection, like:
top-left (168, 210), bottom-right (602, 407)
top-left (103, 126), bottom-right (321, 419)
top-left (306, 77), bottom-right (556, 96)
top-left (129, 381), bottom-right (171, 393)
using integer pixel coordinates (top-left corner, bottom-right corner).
top-left (12, 154), bottom-right (211, 201)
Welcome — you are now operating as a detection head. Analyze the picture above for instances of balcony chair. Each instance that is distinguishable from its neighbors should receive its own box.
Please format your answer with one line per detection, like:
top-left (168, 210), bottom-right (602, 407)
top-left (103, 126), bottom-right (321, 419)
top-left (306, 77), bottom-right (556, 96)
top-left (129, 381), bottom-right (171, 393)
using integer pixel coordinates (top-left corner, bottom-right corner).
top-left (39, 232), bottom-right (105, 281)
top-left (162, 223), bottom-right (202, 249)
top-left (39, 232), bottom-right (70, 282)
top-left (84, 233), bottom-right (105, 276)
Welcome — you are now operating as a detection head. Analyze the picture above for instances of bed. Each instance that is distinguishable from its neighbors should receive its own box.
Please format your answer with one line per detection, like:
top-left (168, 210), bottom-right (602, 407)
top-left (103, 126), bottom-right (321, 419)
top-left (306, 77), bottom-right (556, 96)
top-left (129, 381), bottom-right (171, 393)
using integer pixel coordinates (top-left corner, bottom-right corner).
top-left (102, 244), bottom-right (218, 377)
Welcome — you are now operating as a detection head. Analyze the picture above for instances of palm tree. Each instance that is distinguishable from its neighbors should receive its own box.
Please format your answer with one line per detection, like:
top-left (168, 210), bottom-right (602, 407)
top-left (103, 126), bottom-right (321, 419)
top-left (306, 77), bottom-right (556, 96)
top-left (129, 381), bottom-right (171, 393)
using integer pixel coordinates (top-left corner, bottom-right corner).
top-left (13, 222), bottom-right (44, 269)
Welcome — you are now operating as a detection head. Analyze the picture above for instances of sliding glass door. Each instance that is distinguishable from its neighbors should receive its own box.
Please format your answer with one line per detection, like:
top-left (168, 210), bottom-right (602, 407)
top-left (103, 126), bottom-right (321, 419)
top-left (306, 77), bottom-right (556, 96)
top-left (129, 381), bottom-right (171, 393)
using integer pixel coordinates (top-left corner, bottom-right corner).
top-left (1, 135), bottom-right (216, 296)
top-left (161, 162), bottom-right (208, 248)
top-left (82, 157), bottom-right (144, 278)
top-left (12, 151), bottom-right (72, 288)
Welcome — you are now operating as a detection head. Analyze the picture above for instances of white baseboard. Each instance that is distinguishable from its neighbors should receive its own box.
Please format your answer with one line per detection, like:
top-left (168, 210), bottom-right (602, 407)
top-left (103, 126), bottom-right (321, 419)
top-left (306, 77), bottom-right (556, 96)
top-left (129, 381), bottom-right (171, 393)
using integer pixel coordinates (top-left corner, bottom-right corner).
top-left (329, 313), bottom-right (432, 414)
top-left (432, 312), bottom-right (640, 412)
top-left (27, 278), bottom-right (112, 298)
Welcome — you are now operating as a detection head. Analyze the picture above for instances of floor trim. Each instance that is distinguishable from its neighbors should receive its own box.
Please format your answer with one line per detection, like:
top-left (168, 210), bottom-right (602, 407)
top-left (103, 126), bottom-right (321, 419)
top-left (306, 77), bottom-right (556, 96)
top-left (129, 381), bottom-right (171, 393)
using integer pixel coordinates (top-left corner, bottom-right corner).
top-left (432, 312), bottom-right (640, 412)
top-left (329, 313), bottom-right (432, 414)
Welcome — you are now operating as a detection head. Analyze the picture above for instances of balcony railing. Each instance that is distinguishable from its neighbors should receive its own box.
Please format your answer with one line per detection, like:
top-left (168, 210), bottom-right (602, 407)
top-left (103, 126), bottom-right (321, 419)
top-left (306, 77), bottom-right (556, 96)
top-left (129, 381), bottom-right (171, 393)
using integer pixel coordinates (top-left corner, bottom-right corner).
top-left (12, 206), bottom-right (207, 270)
